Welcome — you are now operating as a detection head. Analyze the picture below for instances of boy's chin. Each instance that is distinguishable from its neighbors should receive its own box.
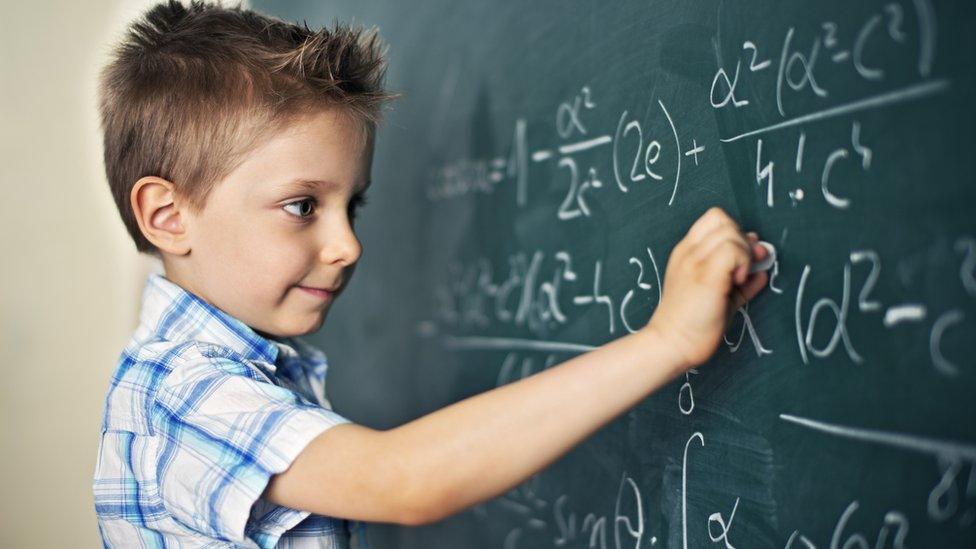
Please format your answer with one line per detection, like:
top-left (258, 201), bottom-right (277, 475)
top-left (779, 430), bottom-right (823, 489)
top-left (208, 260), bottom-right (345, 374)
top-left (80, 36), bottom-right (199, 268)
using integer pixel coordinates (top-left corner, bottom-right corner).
top-left (252, 311), bottom-right (327, 339)
top-left (279, 313), bottom-right (328, 338)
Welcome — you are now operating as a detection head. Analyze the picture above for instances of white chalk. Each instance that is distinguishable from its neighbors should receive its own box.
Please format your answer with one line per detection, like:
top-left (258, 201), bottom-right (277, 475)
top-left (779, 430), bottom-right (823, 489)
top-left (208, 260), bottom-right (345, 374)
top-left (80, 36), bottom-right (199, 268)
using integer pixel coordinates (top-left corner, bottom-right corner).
top-left (749, 241), bottom-right (777, 274)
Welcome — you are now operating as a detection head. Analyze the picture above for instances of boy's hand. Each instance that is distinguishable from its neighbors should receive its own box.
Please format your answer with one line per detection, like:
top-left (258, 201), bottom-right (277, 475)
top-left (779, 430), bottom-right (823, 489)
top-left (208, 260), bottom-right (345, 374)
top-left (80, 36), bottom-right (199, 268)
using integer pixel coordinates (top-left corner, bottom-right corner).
top-left (645, 207), bottom-right (770, 369)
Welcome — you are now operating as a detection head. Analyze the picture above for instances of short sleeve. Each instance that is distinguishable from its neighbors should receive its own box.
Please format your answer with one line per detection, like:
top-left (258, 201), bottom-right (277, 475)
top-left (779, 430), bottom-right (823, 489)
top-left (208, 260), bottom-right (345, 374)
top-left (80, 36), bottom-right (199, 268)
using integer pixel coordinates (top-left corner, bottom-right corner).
top-left (152, 353), bottom-right (351, 545)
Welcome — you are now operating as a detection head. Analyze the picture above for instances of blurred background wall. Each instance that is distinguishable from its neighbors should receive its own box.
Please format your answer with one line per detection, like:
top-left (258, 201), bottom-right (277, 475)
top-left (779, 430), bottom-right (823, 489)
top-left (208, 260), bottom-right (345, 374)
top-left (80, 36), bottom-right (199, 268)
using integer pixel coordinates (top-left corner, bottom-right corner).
top-left (0, 1), bottom-right (229, 545)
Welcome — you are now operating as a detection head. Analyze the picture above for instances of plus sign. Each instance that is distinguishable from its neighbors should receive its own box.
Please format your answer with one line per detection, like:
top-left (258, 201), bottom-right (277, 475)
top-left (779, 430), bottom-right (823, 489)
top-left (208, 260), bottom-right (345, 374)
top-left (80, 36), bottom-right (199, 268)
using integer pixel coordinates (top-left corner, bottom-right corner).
top-left (684, 139), bottom-right (705, 166)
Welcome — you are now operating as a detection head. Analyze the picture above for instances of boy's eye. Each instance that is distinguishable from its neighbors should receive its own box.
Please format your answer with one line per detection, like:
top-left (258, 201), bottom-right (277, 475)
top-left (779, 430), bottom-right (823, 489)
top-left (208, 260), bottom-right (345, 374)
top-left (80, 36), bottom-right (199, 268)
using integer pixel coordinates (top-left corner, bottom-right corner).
top-left (283, 198), bottom-right (316, 219)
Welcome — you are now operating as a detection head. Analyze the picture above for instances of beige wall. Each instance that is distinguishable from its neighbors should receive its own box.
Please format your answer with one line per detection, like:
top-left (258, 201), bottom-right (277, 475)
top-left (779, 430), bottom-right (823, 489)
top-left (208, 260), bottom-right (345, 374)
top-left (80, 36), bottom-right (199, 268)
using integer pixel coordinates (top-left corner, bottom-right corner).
top-left (0, 1), bottom-right (205, 545)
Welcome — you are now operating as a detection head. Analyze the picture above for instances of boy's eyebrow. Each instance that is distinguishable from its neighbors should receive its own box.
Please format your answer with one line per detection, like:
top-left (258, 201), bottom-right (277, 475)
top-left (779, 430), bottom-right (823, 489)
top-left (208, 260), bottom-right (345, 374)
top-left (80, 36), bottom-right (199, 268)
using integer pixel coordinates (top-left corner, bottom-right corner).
top-left (277, 178), bottom-right (335, 193)
top-left (276, 178), bottom-right (372, 194)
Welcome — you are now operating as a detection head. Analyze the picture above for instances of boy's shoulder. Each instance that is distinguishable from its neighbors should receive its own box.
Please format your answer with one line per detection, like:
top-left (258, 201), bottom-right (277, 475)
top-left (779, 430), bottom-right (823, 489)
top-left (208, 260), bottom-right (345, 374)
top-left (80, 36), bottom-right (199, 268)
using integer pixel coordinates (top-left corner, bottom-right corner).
top-left (94, 274), bottom-right (351, 545)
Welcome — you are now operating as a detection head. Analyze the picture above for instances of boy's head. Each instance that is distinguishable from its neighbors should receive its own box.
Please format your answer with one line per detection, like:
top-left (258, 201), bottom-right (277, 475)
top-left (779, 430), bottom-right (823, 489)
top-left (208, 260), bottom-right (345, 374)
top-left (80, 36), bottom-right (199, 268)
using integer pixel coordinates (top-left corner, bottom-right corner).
top-left (99, 0), bottom-right (396, 338)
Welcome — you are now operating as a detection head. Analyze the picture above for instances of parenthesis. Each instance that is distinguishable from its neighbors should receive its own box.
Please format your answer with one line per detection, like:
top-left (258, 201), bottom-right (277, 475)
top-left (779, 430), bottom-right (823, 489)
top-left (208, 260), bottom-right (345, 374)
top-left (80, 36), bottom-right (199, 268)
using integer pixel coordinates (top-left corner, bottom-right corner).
top-left (612, 110), bottom-right (629, 193)
top-left (658, 99), bottom-right (681, 206)
top-left (647, 247), bottom-right (663, 304)
top-left (796, 265), bottom-right (811, 364)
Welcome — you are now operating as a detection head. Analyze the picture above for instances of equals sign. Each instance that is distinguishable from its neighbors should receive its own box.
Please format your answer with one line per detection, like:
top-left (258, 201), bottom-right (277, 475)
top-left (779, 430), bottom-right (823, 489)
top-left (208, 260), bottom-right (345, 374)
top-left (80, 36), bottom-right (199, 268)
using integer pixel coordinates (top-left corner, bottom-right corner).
top-left (882, 304), bottom-right (927, 327)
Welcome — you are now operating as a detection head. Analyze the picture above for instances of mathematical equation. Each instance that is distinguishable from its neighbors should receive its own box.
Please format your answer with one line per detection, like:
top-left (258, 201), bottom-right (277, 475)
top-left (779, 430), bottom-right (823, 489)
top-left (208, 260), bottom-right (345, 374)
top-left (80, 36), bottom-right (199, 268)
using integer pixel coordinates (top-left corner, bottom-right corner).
top-left (427, 2), bottom-right (945, 215)
top-left (432, 234), bottom-right (973, 382)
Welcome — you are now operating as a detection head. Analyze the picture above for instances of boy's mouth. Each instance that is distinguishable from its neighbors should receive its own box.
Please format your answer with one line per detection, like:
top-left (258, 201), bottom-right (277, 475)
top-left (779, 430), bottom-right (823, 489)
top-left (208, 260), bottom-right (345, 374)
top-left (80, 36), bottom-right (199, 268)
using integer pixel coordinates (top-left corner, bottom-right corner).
top-left (296, 285), bottom-right (334, 300)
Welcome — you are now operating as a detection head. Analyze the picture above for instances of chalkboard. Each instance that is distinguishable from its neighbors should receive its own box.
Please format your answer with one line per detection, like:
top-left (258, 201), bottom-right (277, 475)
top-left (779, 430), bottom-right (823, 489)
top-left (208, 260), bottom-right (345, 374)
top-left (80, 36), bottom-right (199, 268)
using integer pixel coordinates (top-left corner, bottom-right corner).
top-left (252, 1), bottom-right (976, 547)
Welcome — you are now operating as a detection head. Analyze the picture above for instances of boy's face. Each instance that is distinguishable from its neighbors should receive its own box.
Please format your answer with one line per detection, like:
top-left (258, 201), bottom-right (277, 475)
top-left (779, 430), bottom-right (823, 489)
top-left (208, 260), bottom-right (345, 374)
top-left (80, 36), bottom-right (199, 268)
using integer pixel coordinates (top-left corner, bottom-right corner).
top-left (169, 109), bottom-right (372, 339)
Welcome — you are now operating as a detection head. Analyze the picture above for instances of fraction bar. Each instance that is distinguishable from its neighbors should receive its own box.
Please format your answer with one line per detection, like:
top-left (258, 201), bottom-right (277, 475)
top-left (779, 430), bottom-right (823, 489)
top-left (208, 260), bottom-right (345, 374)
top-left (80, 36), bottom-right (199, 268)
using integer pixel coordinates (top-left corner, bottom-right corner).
top-left (721, 80), bottom-right (951, 143)
top-left (558, 135), bottom-right (612, 155)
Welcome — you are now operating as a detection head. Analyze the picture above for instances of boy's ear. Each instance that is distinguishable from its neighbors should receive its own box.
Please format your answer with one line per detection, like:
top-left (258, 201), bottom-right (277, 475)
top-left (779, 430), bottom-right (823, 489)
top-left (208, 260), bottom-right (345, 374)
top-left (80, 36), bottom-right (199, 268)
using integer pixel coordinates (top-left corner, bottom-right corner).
top-left (130, 176), bottom-right (191, 256)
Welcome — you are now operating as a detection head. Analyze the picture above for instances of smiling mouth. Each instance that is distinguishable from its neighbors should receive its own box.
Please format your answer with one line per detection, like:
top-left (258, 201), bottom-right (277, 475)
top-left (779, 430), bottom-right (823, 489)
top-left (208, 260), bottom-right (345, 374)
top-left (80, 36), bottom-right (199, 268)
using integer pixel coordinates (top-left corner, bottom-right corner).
top-left (297, 286), bottom-right (333, 300)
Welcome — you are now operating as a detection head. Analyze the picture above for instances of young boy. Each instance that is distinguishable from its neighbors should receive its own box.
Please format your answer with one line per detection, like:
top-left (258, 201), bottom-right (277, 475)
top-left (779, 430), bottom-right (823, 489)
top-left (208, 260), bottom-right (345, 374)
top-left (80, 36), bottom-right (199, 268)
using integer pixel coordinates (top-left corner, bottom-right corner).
top-left (92, 1), bottom-right (769, 547)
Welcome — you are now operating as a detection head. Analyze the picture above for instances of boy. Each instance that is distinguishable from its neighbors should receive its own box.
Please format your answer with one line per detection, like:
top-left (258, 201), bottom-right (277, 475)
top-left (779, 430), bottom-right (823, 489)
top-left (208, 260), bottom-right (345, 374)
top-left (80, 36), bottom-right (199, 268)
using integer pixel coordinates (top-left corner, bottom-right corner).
top-left (92, 1), bottom-right (770, 547)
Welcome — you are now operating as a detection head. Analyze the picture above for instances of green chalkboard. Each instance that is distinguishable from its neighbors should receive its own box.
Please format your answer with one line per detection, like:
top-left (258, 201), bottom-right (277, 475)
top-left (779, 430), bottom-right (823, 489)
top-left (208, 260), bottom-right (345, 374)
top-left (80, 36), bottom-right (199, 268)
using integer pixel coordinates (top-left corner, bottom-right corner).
top-left (253, 1), bottom-right (976, 547)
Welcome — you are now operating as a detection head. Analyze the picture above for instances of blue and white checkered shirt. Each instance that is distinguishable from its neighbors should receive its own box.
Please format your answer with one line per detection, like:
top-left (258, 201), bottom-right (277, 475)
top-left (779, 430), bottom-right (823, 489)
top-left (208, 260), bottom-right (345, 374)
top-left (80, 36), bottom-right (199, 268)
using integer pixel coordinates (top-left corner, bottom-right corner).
top-left (94, 273), bottom-right (363, 548)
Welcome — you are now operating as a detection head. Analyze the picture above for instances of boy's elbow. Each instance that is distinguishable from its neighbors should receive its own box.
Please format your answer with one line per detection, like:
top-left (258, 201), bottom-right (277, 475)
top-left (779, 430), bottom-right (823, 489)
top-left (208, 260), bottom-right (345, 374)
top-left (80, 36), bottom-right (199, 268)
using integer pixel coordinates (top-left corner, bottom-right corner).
top-left (383, 451), bottom-right (462, 526)
top-left (389, 473), bottom-right (454, 526)
top-left (396, 496), bottom-right (462, 526)
top-left (394, 503), bottom-right (436, 527)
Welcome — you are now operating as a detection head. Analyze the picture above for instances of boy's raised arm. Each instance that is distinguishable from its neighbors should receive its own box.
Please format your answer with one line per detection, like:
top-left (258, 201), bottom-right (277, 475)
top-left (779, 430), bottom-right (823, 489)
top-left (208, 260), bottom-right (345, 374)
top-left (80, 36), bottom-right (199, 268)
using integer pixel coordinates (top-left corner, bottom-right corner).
top-left (262, 207), bottom-right (770, 526)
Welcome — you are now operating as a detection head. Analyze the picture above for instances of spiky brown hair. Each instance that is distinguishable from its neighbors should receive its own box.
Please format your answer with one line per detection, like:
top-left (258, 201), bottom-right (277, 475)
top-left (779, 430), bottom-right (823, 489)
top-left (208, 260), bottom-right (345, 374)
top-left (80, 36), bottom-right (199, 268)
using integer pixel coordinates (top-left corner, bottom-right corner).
top-left (98, 0), bottom-right (396, 253)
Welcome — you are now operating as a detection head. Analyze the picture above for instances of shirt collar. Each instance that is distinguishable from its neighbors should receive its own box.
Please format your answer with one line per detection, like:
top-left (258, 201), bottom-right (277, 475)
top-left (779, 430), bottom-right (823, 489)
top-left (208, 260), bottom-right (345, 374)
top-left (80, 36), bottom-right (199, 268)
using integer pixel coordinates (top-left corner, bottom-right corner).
top-left (139, 272), bottom-right (284, 365)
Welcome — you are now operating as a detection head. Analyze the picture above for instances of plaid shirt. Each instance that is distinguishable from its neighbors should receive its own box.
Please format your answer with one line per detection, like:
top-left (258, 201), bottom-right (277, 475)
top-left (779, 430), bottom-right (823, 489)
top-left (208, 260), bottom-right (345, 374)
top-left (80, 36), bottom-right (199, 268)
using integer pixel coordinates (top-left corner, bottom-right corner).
top-left (93, 273), bottom-right (364, 548)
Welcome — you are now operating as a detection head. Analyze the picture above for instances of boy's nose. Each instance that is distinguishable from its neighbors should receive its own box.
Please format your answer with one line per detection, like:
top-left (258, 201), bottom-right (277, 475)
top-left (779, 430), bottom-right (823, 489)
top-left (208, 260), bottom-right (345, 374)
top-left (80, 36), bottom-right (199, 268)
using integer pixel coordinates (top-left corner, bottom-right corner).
top-left (317, 220), bottom-right (362, 267)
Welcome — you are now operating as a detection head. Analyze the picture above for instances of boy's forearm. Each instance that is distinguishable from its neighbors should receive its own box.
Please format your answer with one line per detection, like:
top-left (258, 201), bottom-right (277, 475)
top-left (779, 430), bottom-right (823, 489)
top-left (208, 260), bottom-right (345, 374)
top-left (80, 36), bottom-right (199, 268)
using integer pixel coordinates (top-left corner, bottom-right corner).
top-left (385, 327), bottom-right (688, 525)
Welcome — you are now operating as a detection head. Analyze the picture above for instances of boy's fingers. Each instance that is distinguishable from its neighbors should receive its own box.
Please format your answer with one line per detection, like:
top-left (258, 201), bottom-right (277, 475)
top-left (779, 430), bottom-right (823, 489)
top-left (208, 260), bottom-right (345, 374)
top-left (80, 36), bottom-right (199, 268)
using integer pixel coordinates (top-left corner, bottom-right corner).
top-left (693, 223), bottom-right (750, 265)
top-left (695, 236), bottom-right (751, 276)
top-left (751, 240), bottom-right (769, 262)
top-left (728, 272), bottom-right (768, 314)
top-left (687, 207), bottom-right (737, 244)
top-left (730, 286), bottom-right (748, 312)
top-left (703, 239), bottom-right (751, 286)
top-left (737, 271), bottom-right (769, 302)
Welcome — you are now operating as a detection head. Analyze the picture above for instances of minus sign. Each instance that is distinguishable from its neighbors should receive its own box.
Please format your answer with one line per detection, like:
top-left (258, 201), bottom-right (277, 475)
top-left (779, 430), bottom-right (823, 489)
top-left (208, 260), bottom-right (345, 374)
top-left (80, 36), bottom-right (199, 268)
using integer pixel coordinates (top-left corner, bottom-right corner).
top-left (532, 150), bottom-right (553, 162)
top-left (883, 305), bottom-right (927, 327)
